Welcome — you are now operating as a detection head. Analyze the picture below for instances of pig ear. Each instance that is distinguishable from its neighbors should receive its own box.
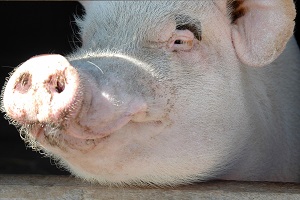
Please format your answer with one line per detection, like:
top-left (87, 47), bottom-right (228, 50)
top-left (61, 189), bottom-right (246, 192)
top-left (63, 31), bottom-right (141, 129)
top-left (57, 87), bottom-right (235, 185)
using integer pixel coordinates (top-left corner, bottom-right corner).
top-left (230, 0), bottom-right (296, 67)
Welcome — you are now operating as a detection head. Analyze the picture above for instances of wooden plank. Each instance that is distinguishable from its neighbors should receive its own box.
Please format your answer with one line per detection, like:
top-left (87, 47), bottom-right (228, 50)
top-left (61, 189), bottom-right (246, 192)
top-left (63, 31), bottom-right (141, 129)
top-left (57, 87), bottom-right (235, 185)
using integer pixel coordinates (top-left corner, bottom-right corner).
top-left (0, 174), bottom-right (300, 199)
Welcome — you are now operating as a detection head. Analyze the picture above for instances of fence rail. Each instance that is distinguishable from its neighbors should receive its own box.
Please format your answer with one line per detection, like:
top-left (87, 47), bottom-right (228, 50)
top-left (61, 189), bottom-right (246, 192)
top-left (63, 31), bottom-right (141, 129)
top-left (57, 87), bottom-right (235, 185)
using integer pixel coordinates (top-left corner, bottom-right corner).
top-left (0, 174), bottom-right (300, 199)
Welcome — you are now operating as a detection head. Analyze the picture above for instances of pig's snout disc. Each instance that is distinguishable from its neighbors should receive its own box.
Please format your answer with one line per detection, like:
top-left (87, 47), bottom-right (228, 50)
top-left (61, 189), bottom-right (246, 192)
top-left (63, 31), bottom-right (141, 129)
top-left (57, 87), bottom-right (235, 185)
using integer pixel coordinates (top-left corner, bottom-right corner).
top-left (3, 54), bottom-right (82, 124)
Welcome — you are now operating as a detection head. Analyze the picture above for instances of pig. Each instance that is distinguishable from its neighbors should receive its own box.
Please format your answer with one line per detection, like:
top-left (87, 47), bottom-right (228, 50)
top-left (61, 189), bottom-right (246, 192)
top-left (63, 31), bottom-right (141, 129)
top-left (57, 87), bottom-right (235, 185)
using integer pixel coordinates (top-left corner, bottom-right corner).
top-left (1, 0), bottom-right (300, 186)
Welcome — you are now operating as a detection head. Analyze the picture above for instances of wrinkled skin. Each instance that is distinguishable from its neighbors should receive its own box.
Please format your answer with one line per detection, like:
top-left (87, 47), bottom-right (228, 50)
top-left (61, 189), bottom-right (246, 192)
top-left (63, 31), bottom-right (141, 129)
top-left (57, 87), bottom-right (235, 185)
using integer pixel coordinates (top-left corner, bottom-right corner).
top-left (1, 1), bottom-right (300, 186)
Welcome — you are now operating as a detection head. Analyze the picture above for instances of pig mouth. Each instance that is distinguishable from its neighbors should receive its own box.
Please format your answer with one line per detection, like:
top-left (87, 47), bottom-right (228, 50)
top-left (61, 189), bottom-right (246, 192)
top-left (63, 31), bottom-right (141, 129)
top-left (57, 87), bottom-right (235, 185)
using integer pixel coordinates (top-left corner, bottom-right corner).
top-left (24, 103), bottom-right (148, 142)
top-left (21, 118), bottom-right (141, 153)
top-left (65, 113), bottom-right (141, 140)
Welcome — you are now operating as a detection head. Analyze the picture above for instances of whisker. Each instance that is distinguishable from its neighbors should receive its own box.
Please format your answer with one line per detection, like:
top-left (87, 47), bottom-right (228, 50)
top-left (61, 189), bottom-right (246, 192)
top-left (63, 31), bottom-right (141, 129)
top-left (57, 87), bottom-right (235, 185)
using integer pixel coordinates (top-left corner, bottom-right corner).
top-left (87, 61), bottom-right (104, 74)
top-left (69, 19), bottom-right (82, 52)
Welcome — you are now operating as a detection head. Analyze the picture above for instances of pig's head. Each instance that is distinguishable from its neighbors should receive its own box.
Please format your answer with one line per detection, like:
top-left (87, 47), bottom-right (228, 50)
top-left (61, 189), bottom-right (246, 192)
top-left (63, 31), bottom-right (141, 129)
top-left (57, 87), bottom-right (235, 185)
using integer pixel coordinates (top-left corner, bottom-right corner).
top-left (1, 1), bottom-right (296, 186)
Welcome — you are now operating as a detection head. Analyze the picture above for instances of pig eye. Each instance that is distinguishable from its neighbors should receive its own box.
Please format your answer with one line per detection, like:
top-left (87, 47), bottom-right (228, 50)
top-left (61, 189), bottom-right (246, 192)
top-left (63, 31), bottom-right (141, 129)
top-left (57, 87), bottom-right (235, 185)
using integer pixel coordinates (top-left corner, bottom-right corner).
top-left (166, 15), bottom-right (202, 52)
top-left (168, 30), bottom-right (195, 52)
top-left (174, 40), bottom-right (183, 44)
top-left (175, 15), bottom-right (202, 41)
top-left (176, 23), bottom-right (202, 41)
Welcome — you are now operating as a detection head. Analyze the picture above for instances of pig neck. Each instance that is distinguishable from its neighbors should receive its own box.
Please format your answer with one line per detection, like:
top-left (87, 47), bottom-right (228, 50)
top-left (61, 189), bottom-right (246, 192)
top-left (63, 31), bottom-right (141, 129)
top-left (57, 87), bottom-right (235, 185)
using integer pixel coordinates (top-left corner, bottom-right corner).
top-left (222, 37), bottom-right (300, 182)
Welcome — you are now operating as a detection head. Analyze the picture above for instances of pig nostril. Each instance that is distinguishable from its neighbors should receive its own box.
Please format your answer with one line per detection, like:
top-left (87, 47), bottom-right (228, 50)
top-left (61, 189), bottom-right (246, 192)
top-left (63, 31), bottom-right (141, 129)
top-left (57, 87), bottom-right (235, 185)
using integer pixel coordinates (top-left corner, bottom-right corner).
top-left (14, 72), bottom-right (32, 93)
top-left (48, 74), bottom-right (66, 94)
top-left (55, 76), bottom-right (65, 93)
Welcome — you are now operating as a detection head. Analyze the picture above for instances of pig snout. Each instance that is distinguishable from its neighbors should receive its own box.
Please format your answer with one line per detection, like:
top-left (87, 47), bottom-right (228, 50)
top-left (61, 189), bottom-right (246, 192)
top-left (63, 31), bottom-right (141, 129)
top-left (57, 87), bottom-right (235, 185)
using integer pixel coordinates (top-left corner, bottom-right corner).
top-left (2, 54), bottom-right (88, 141)
top-left (3, 54), bottom-right (82, 125)
top-left (2, 54), bottom-right (150, 140)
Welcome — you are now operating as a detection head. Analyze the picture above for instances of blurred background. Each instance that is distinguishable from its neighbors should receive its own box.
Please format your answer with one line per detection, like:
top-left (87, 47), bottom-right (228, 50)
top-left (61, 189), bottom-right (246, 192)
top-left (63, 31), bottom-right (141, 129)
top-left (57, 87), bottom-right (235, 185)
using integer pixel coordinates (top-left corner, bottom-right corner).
top-left (0, 1), bottom-right (299, 175)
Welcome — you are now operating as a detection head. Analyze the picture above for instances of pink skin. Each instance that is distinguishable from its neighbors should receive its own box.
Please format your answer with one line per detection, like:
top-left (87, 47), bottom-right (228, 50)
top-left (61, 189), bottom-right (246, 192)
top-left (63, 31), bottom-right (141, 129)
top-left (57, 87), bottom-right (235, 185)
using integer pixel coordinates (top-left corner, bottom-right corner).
top-left (3, 54), bottom-right (147, 140)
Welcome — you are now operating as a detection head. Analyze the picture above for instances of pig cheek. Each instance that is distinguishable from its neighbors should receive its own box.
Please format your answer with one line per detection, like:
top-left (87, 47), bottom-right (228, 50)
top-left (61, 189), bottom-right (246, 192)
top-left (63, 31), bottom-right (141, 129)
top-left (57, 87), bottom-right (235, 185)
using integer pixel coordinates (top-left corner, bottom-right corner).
top-left (170, 42), bottom-right (212, 75)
